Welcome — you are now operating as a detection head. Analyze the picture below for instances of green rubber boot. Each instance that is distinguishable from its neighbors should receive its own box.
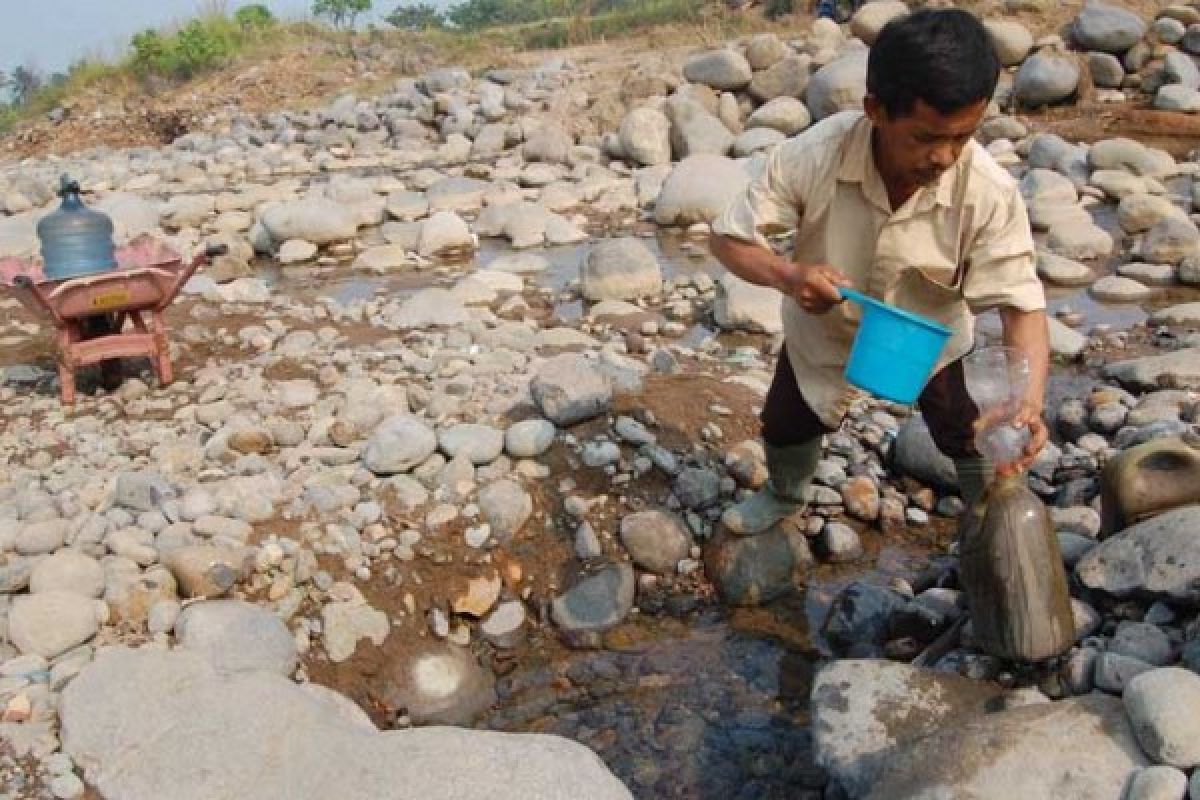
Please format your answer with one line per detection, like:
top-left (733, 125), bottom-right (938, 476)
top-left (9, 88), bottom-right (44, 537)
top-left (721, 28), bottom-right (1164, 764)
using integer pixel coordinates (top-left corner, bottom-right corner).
top-left (721, 439), bottom-right (821, 536)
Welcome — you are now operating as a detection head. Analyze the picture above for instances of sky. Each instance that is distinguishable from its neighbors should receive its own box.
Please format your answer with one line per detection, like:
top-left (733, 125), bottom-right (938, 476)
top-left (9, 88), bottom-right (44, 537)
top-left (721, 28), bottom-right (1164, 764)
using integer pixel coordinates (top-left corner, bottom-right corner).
top-left (0, 0), bottom-right (459, 78)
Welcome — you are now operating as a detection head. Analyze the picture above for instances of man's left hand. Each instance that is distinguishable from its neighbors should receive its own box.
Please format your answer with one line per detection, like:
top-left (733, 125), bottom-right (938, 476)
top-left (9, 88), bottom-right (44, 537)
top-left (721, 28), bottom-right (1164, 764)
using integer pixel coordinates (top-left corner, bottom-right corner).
top-left (994, 400), bottom-right (1048, 478)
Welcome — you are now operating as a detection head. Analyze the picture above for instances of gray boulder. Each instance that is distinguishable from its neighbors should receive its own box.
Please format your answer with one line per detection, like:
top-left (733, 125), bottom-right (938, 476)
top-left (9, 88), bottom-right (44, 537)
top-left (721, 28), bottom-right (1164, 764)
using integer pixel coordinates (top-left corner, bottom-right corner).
top-left (682, 49), bottom-right (753, 91)
top-left (1076, 506), bottom-right (1200, 602)
top-left (1088, 52), bottom-right (1127, 88)
top-left (865, 693), bottom-right (1148, 799)
top-left (1106, 348), bottom-right (1200, 390)
top-left (1124, 667), bottom-right (1200, 769)
top-left (619, 510), bottom-right (690, 574)
top-left (60, 647), bottom-right (633, 800)
top-left (1073, 1), bottom-right (1148, 52)
top-left (748, 55), bottom-right (811, 102)
top-left (363, 415), bottom-right (438, 475)
top-left (1014, 52), bottom-right (1081, 108)
top-left (891, 416), bottom-right (958, 492)
top-left (618, 107), bottom-right (672, 167)
top-left (746, 96), bottom-right (811, 136)
top-left (261, 198), bottom-right (358, 244)
top-left (654, 155), bottom-right (750, 226)
top-left (665, 98), bottom-right (734, 158)
top-left (812, 660), bottom-right (1004, 797)
top-left (985, 19), bottom-right (1035, 66)
top-left (550, 562), bottom-right (636, 635)
top-left (849, 1), bottom-right (909, 45)
top-left (806, 50), bottom-right (868, 120)
top-left (713, 272), bottom-right (783, 333)
top-left (175, 600), bottom-right (298, 676)
top-left (1155, 84), bottom-right (1200, 112)
top-left (580, 237), bottom-right (663, 302)
top-left (531, 354), bottom-right (613, 427)
top-left (1165, 50), bottom-right (1200, 90)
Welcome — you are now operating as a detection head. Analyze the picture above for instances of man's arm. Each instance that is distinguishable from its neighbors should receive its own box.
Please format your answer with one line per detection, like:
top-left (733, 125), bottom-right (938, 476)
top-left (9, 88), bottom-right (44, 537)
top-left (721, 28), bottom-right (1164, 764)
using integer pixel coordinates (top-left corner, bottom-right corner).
top-left (996, 306), bottom-right (1050, 476)
top-left (709, 233), bottom-right (850, 314)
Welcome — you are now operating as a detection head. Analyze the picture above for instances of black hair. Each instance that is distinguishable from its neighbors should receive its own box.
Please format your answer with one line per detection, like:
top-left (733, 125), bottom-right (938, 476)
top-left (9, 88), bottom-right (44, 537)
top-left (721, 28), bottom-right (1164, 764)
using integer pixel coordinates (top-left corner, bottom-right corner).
top-left (867, 9), bottom-right (1001, 118)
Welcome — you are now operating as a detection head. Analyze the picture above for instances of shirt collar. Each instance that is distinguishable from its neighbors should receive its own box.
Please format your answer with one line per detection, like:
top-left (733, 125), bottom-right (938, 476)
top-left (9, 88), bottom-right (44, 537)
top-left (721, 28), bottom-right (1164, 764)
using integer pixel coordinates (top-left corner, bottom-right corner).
top-left (836, 112), bottom-right (962, 216)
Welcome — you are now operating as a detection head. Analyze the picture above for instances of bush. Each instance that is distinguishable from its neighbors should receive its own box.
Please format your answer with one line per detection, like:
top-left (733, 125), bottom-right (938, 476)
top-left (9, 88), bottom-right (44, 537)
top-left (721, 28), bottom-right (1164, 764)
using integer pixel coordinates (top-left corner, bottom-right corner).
top-left (234, 4), bottom-right (275, 28)
top-left (130, 16), bottom-right (242, 79)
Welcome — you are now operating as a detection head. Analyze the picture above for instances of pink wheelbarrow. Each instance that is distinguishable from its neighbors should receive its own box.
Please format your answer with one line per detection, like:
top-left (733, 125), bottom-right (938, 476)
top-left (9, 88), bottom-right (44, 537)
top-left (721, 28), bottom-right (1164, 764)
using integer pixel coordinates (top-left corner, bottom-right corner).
top-left (0, 236), bottom-right (226, 405)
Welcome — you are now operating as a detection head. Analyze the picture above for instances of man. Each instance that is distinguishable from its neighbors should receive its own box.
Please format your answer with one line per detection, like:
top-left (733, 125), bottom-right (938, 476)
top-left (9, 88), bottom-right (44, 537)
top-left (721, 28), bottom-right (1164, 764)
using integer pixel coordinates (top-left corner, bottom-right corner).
top-left (710, 9), bottom-right (1049, 535)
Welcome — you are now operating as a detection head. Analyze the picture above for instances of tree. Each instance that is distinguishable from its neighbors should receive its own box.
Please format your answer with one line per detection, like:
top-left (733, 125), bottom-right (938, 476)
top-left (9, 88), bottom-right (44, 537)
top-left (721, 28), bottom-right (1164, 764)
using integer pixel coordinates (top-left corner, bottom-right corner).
top-left (9, 65), bottom-right (44, 107)
top-left (234, 4), bottom-right (275, 28)
top-left (313, 0), bottom-right (373, 29)
top-left (385, 2), bottom-right (445, 31)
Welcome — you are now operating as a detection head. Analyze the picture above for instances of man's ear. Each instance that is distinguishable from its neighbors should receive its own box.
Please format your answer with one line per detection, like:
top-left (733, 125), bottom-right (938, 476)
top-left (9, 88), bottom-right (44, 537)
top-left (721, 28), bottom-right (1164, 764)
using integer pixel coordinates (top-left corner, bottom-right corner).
top-left (863, 94), bottom-right (885, 126)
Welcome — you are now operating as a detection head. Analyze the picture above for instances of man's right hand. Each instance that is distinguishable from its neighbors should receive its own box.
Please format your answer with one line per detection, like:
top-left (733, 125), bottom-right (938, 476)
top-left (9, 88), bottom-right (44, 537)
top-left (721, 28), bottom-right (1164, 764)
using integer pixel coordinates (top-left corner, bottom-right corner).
top-left (774, 262), bottom-right (853, 314)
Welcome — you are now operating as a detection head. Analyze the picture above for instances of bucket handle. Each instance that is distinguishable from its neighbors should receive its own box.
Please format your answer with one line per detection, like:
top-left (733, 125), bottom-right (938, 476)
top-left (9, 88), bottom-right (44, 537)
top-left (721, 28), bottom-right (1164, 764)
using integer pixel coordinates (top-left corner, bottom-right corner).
top-left (838, 287), bottom-right (869, 306)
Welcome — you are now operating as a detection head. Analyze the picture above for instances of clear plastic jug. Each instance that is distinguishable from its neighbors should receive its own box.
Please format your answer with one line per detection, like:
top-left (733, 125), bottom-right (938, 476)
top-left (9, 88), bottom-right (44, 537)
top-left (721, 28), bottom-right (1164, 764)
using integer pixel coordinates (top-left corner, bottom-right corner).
top-left (963, 346), bottom-right (1031, 467)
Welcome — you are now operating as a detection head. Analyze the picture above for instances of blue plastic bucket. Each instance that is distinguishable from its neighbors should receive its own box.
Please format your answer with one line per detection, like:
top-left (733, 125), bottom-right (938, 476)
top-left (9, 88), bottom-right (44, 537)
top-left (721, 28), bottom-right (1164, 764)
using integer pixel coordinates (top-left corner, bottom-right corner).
top-left (839, 287), bottom-right (952, 405)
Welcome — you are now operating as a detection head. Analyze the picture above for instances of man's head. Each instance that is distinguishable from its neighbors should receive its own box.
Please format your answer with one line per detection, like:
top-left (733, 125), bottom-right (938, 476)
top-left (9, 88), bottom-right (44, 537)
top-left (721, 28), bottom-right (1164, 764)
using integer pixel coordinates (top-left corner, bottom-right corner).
top-left (864, 9), bottom-right (1001, 191)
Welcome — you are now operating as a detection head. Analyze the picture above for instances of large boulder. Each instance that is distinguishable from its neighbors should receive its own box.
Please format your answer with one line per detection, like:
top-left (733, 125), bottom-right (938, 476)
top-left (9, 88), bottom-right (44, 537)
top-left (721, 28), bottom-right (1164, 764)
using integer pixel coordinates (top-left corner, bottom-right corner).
top-left (812, 660), bottom-right (1005, 797)
top-left (746, 96), bottom-right (811, 136)
top-left (890, 416), bottom-right (958, 492)
top-left (850, 1), bottom-right (909, 45)
top-left (1073, 1), bottom-right (1148, 53)
top-left (531, 354), bottom-right (613, 427)
top-left (260, 198), bottom-right (358, 244)
top-left (713, 272), bottom-right (783, 333)
top-left (1106, 348), bottom-right (1200, 390)
top-left (664, 98), bottom-right (734, 158)
top-left (1076, 505), bottom-right (1200, 602)
top-left (985, 19), bottom-right (1035, 66)
top-left (865, 693), bottom-right (1148, 799)
top-left (682, 49), bottom-right (753, 90)
top-left (654, 155), bottom-right (750, 227)
top-left (618, 108), bottom-right (672, 166)
top-left (806, 50), bottom-right (869, 120)
top-left (1014, 52), bottom-right (1081, 108)
top-left (60, 647), bottom-right (633, 800)
top-left (748, 55), bottom-right (811, 102)
top-left (580, 237), bottom-right (663, 302)
top-left (1124, 668), bottom-right (1200, 769)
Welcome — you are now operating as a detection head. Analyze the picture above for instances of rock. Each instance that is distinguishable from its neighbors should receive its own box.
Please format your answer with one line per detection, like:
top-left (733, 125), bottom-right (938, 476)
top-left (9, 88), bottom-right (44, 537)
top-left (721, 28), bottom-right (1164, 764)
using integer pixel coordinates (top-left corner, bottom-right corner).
top-left (550, 561), bottom-right (636, 634)
top-left (664, 98), bottom-right (734, 158)
top-left (1126, 766), bottom-right (1189, 800)
top-left (1088, 51), bottom-right (1127, 88)
top-left (682, 49), bottom-right (753, 90)
top-left (59, 647), bottom-right (631, 800)
top-left (806, 50), bottom-right (868, 120)
top-left (1090, 138), bottom-right (1176, 177)
top-left (322, 600), bottom-right (389, 663)
top-left (986, 19), bottom-right (1035, 66)
top-left (523, 124), bottom-right (574, 165)
top-left (580, 237), bottom-right (663, 302)
top-left (115, 471), bottom-right (174, 512)
top-left (1166, 50), bottom-right (1200, 89)
top-left (618, 107), bottom-right (672, 166)
top-left (162, 545), bottom-right (245, 598)
top-left (478, 480), bottom-right (532, 541)
top-left (1014, 52), bottom-right (1081, 108)
top-left (746, 96), bottom-right (811, 136)
top-left (1154, 84), bottom-right (1200, 111)
top-left (379, 641), bottom-right (496, 726)
top-left (1049, 316), bottom-right (1088, 358)
top-left (821, 582), bottom-right (909, 653)
top-left (713, 272), bottom-right (783, 333)
top-left (15, 519), bottom-right (68, 556)
top-left (1073, 1), bottom-right (1148, 52)
top-left (745, 33), bottom-right (789, 70)
top-left (1091, 275), bottom-right (1155, 303)
top-left (703, 528), bottom-right (801, 606)
top-left (654, 154), bottom-right (750, 226)
top-left (850, 1), bottom-right (909, 45)
top-left (891, 416), bottom-right (958, 492)
top-left (619, 510), bottom-right (690, 574)
top-left (1037, 250), bottom-right (1094, 286)
top-left (812, 660), bottom-right (1005, 798)
top-left (453, 572), bottom-right (503, 617)
top-left (1047, 218), bottom-right (1114, 260)
top-left (531, 354), bottom-right (613, 427)
top-left (481, 601), bottom-right (526, 648)
top-left (1119, 194), bottom-right (1188, 234)
top-left (1124, 668), bottom-right (1200, 768)
top-left (1076, 506), bottom-right (1200, 601)
top-left (417, 211), bottom-right (474, 257)
top-left (748, 55), bottom-right (811, 102)
top-left (439, 424), bottom-right (505, 465)
top-left (819, 521), bottom-right (863, 562)
top-left (261, 198), bottom-right (357, 244)
top-left (504, 419), bottom-right (555, 458)
top-left (1107, 348), bottom-right (1200, 390)
top-left (1117, 262), bottom-right (1175, 288)
top-left (1111, 621), bottom-right (1174, 666)
top-left (1150, 302), bottom-right (1200, 325)
top-left (363, 415), bottom-right (438, 475)
top-left (732, 127), bottom-right (786, 157)
top-left (176, 600), bottom-right (297, 676)
top-left (386, 289), bottom-right (473, 330)
top-left (384, 190), bottom-right (429, 222)
top-left (1142, 217), bottom-right (1200, 264)
top-left (865, 693), bottom-right (1147, 799)
top-left (29, 551), bottom-right (104, 598)
top-left (8, 592), bottom-right (98, 658)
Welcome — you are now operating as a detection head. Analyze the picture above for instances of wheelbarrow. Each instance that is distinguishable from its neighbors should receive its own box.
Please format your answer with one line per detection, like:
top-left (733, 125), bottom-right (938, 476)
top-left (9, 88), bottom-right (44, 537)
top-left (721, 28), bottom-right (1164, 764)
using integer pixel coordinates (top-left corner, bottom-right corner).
top-left (0, 236), bottom-right (227, 404)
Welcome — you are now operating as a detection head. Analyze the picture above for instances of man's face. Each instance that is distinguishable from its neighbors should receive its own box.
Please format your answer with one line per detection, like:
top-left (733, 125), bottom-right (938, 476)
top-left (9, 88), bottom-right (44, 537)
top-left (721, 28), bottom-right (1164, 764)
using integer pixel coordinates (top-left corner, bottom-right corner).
top-left (865, 96), bottom-right (989, 190)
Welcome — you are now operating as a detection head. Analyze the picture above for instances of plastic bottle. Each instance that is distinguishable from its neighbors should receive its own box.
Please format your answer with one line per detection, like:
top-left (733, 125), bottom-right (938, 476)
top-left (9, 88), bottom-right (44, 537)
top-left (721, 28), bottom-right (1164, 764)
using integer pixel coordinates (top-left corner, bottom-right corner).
top-left (958, 473), bottom-right (1075, 662)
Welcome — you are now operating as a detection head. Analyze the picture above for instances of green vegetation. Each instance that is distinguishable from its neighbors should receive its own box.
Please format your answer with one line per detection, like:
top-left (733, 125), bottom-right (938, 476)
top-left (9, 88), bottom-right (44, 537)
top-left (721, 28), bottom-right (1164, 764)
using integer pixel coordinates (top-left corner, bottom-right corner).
top-left (385, 2), bottom-right (446, 31)
top-left (129, 9), bottom-right (283, 79)
top-left (313, 0), bottom-right (373, 29)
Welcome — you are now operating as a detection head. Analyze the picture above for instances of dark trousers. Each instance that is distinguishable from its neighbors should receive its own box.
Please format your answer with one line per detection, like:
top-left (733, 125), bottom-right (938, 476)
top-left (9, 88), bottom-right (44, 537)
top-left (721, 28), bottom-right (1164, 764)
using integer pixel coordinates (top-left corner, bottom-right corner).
top-left (761, 348), bottom-right (981, 459)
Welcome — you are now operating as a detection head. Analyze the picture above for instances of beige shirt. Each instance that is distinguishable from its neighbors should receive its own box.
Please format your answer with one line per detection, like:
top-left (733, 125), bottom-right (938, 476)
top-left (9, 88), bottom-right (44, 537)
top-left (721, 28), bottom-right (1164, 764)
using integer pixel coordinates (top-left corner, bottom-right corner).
top-left (712, 110), bottom-right (1044, 428)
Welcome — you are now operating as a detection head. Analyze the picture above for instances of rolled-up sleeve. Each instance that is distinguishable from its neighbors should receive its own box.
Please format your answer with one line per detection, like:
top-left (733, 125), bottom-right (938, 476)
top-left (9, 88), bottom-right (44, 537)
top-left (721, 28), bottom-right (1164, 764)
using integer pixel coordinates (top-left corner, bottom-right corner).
top-left (711, 139), bottom-right (806, 248)
top-left (962, 187), bottom-right (1045, 314)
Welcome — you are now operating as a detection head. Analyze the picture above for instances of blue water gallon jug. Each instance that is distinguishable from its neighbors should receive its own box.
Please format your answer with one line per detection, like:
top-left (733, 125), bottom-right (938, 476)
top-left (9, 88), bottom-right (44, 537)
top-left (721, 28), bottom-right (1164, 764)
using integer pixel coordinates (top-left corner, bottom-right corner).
top-left (37, 175), bottom-right (117, 281)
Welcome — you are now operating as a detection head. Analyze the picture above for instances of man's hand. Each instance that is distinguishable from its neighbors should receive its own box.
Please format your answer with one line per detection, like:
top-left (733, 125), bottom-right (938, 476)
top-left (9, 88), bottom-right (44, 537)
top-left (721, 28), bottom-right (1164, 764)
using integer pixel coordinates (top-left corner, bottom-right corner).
top-left (775, 262), bottom-right (853, 314)
top-left (977, 399), bottom-right (1049, 478)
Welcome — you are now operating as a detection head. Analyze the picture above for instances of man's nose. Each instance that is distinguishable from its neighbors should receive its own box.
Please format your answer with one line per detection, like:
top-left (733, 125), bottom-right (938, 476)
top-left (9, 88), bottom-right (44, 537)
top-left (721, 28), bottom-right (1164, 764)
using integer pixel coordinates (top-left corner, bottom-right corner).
top-left (930, 141), bottom-right (958, 168)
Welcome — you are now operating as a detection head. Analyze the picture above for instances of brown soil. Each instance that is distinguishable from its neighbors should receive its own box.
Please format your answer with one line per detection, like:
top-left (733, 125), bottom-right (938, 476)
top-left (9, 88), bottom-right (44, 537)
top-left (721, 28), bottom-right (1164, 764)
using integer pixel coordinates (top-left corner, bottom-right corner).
top-left (1030, 104), bottom-right (1200, 158)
